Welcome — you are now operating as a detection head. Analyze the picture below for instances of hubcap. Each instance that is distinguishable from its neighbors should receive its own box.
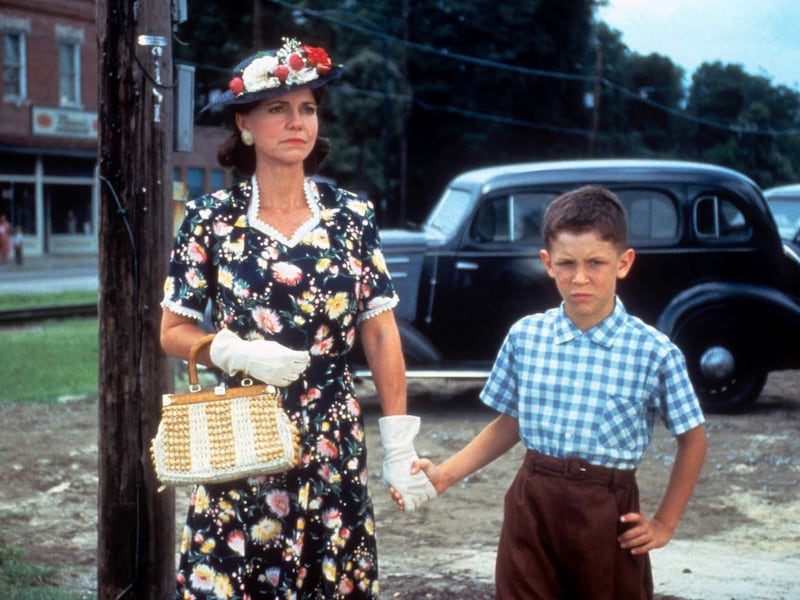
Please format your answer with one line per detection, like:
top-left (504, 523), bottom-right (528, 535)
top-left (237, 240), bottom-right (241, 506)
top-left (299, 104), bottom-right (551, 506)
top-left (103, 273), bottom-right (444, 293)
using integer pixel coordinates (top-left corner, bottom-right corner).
top-left (699, 346), bottom-right (735, 382)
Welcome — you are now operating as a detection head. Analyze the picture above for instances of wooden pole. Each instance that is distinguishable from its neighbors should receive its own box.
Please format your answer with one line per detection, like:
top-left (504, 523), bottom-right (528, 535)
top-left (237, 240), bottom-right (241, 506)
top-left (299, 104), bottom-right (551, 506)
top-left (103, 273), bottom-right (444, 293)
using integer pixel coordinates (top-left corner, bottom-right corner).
top-left (96, 0), bottom-right (175, 596)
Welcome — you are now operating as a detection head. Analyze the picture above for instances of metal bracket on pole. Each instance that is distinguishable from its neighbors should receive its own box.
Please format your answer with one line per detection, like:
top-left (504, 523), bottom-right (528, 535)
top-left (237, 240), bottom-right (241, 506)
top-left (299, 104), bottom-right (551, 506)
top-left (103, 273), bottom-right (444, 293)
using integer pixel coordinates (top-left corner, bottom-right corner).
top-left (137, 35), bottom-right (168, 123)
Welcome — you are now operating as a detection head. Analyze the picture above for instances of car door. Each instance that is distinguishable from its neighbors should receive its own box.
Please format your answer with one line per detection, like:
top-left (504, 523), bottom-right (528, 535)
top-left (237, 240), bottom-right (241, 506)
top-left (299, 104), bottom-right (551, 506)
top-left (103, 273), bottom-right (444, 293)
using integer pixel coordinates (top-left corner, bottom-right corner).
top-left (426, 189), bottom-right (560, 361)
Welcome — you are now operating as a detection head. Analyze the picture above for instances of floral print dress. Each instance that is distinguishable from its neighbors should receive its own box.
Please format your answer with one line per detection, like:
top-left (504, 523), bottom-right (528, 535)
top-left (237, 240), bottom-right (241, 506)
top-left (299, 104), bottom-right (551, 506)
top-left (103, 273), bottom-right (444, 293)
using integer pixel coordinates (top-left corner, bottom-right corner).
top-left (162, 177), bottom-right (398, 599)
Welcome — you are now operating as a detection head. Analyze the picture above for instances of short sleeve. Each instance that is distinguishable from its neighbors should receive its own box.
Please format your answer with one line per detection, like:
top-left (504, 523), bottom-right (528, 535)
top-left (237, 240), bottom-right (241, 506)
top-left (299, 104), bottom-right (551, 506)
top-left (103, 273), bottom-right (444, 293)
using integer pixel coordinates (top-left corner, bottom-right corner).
top-left (352, 198), bottom-right (399, 322)
top-left (161, 198), bottom-right (216, 322)
top-left (657, 344), bottom-right (706, 435)
top-left (480, 329), bottom-right (520, 418)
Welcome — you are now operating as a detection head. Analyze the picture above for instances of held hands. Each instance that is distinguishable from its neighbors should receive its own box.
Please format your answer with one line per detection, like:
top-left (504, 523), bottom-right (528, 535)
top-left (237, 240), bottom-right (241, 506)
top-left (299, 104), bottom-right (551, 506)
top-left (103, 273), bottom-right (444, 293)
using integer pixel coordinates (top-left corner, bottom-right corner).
top-left (379, 415), bottom-right (437, 512)
top-left (617, 512), bottom-right (675, 555)
top-left (389, 457), bottom-right (445, 510)
top-left (210, 328), bottom-right (309, 386)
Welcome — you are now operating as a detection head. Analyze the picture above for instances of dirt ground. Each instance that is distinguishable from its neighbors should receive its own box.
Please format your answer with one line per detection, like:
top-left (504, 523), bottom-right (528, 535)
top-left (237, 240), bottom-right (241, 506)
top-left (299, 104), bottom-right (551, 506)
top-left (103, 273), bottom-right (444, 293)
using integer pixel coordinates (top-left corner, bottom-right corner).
top-left (0, 371), bottom-right (798, 599)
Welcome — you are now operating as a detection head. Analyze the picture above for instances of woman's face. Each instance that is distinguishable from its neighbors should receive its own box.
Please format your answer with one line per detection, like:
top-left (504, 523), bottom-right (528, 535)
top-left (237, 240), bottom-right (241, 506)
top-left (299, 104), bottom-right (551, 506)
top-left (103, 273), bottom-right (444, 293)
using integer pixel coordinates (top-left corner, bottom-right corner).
top-left (235, 88), bottom-right (319, 169)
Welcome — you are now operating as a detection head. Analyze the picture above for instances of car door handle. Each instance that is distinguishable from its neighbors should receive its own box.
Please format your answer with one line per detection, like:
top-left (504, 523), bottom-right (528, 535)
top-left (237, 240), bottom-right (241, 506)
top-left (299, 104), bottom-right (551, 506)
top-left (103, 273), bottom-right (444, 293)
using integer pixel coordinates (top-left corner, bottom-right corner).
top-left (455, 261), bottom-right (479, 270)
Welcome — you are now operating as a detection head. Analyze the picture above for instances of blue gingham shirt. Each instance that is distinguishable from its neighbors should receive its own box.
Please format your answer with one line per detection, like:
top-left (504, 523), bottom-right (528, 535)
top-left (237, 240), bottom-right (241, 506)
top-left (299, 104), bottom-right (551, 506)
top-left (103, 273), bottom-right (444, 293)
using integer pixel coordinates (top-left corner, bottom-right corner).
top-left (481, 299), bottom-right (705, 469)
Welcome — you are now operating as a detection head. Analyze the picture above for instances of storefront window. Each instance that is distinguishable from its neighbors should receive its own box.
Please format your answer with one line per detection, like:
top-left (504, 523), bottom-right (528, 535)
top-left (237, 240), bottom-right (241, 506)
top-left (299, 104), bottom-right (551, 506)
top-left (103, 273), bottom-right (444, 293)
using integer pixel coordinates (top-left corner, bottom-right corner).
top-left (0, 182), bottom-right (35, 234)
top-left (45, 184), bottom-right (92, 234)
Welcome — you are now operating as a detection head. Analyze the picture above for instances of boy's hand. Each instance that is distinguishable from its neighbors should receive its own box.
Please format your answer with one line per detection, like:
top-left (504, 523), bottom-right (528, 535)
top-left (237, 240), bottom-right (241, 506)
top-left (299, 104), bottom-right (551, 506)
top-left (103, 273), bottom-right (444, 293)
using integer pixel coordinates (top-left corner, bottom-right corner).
top-left (389, 459), bottom-right (444, 511)
top-left (411, 458), bottom-right (447, 494)
top-left (617, 512), bottom-right (675, 554)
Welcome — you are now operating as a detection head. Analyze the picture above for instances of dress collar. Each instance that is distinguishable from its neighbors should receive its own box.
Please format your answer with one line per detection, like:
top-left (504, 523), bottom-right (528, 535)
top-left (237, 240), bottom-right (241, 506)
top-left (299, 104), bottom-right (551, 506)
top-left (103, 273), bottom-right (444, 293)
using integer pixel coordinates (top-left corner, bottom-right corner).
top-left (247, 176), bottom-right (321, 247)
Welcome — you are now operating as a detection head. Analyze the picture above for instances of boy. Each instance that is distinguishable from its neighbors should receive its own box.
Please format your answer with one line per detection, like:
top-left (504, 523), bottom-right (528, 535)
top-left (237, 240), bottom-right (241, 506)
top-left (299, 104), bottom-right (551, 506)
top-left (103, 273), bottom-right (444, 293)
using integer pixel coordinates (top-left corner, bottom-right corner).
top-left (404, 185), bottom-right (707, 599)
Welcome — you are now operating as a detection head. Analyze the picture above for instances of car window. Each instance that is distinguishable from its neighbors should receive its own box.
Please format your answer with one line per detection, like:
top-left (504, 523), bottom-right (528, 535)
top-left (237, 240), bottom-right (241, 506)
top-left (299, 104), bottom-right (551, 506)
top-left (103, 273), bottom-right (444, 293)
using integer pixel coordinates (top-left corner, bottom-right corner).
top-left (694, 195), bottom-right (752, 241)
top-left (766, 197), bottom-right (800, 240)
top-left (426, 187), bottom-right (474, 238)
top-left (512, 192), bottom-right (555, 241)
top-left (470, 192), bottom-right (555, 243)
top-left (614, 189), bottom-right (679, 244)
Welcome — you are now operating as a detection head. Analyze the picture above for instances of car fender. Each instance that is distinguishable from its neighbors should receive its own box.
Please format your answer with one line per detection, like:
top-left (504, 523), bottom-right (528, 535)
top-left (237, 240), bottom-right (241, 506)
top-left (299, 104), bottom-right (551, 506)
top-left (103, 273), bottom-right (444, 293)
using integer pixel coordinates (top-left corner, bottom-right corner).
top-left (656, 281), bottom-right (800, 338)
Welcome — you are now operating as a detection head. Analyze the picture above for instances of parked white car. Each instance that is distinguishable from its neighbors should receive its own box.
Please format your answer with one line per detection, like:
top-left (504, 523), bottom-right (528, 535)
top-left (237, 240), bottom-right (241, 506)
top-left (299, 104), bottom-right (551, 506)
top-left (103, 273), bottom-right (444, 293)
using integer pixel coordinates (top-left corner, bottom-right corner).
top-left (764, 184), bottom-right (800, 242)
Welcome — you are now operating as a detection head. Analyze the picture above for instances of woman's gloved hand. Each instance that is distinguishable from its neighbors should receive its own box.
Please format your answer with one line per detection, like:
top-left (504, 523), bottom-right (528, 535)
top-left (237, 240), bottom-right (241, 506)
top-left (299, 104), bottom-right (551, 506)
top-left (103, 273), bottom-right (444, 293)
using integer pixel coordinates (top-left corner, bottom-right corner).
top-left (379, 415), bottom-right (438, 511)
top-left (209, 328), bottom-right (309, 386)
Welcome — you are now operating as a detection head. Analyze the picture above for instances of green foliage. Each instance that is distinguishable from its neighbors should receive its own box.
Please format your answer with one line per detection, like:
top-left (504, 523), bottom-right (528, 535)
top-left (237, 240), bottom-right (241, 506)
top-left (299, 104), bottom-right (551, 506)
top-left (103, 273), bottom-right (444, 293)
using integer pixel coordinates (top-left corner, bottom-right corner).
top-left (178, 0), bottom-right (800, 223)
top-left (0, 541), bottom-right (90, 599)
top-left (0, 290), bottom-right (97, 311)
top-left (684, 62), bottom-right (800, 186)
top-left (0, 319), bottom-right (98, 403)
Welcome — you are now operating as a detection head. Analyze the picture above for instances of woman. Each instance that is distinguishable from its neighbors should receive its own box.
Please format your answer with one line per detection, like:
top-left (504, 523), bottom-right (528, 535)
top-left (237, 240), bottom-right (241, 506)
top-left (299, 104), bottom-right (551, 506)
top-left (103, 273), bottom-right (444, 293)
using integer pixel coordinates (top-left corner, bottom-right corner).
top-left (160, 39), bottom-right (435, 598)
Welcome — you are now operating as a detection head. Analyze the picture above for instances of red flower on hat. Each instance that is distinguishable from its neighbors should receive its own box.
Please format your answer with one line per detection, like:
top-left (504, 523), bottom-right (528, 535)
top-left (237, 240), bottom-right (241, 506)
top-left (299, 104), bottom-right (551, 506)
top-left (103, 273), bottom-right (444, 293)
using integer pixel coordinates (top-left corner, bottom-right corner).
top-left (303, 45), bottom-right (332, 74)
top-left (274, 64), bottom-right (289, 82)
top-left (229, 76), bottom-right (245, 96)
top-left (288, 53), bottom-right (304, 71)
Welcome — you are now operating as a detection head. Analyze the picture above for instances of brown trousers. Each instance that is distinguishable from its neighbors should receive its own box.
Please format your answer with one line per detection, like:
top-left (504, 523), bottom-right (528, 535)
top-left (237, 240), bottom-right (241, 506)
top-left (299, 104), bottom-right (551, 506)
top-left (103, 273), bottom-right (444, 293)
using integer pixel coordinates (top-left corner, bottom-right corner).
top-left (495, 450), bottom-right (653, 600)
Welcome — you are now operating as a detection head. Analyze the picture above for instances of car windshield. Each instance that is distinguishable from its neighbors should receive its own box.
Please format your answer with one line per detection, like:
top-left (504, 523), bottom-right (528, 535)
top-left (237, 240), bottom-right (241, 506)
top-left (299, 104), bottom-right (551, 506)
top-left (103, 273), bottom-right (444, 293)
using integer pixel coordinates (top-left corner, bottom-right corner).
top-left (766, 197), bottom-right (800, 240)
top-left (424, 187), bottom-right (474, 238)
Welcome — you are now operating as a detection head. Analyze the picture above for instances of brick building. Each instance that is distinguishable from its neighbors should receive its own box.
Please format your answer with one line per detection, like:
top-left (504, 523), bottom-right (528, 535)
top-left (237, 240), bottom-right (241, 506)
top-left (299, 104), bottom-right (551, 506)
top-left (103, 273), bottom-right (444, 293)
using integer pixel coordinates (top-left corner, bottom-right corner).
top-left (0, 0), bottom-right (230, 258)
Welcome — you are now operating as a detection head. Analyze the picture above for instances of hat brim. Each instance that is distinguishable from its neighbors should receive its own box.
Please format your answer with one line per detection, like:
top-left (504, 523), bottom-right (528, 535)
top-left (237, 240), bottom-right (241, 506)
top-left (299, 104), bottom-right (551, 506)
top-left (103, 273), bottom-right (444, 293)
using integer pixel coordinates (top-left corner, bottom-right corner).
top-left (201, 65), bottom-right (345, 112)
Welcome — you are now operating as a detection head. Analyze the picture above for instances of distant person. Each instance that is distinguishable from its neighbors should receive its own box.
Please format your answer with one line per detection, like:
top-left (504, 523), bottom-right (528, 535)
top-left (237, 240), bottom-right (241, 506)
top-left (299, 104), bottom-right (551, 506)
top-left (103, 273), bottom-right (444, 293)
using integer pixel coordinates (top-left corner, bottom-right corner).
top-left (12, 225), bottom-right (23, 265)
top-left (399, 186), bottom-right (708, 599)
top-left (0, 214), bottom-right (10, 264)
top-left (66, 210), bottom-right (77, 234)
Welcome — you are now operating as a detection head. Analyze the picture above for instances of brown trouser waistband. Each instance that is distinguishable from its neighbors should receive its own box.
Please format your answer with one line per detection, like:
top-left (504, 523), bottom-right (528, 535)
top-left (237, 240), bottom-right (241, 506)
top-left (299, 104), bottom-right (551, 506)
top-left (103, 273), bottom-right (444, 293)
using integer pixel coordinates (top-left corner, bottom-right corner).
top-left (524, 449), bottom-right (636, 487)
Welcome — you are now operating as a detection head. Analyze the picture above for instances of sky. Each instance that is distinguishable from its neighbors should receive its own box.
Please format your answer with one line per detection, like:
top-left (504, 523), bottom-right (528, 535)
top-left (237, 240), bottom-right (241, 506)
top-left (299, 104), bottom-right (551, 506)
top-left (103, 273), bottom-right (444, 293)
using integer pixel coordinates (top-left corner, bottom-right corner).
top-left (597, 0), bottom-right (800, 91)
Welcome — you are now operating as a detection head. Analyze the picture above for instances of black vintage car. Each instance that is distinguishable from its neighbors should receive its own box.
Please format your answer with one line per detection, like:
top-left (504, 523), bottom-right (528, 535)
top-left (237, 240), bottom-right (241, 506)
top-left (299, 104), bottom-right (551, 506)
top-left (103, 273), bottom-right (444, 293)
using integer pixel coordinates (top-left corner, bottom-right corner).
top-left (376, 159), bottom-right (800, 413)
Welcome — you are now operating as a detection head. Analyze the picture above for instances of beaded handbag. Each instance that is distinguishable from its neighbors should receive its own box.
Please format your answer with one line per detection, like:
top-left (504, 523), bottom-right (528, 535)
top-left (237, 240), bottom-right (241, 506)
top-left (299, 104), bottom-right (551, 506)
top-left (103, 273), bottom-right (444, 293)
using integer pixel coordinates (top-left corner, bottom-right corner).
top-left (151, 333), bottom-right (300, 486)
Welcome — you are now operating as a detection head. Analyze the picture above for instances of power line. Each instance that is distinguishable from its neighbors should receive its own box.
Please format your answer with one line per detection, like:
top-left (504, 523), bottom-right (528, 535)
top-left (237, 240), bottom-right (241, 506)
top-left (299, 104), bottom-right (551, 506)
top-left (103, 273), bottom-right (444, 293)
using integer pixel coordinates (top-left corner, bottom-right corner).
top-left (267, 0), bottom-right (800, 137)
top-left (341, 86), bottom-right (590, 137)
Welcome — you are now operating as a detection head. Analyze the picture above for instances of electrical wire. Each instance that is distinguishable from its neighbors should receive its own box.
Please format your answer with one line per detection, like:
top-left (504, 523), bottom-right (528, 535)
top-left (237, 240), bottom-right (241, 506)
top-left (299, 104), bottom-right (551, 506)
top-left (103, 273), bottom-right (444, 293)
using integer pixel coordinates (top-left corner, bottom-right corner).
top-left (97, 171), bottom-right (142, 600)
top-left (270, 0), bottom-right (800, 137)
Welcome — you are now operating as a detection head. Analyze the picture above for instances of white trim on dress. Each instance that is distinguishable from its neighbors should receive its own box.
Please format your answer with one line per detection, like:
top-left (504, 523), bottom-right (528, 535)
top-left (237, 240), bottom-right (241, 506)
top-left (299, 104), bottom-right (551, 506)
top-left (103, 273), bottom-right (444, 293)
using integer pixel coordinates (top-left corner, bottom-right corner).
top-left (161, 298), bottom-right (205, 322)
top-left (247, 176), bottom-right (321, 248)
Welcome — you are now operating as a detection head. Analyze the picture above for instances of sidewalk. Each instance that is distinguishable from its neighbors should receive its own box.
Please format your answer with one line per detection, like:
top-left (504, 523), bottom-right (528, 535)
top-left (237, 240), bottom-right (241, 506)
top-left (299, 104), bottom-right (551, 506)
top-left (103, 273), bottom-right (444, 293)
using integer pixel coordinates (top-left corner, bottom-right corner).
top-left (0, 253), bottom-right (99, 294)
top-left (0, 253), bottom-right (98, 272)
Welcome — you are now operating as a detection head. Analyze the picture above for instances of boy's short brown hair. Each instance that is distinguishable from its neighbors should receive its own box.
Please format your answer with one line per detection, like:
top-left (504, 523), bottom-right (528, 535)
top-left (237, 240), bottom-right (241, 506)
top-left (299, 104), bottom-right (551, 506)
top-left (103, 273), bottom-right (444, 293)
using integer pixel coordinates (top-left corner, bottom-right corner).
top-left (542, 185), bottom-right (628, 250)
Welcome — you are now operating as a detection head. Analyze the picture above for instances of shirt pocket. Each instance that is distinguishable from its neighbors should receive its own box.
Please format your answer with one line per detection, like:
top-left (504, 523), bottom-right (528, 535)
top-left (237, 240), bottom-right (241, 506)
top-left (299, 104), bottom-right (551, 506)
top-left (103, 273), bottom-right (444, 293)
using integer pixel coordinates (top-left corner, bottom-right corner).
top-left (597, 394), bottom-right (641, 451)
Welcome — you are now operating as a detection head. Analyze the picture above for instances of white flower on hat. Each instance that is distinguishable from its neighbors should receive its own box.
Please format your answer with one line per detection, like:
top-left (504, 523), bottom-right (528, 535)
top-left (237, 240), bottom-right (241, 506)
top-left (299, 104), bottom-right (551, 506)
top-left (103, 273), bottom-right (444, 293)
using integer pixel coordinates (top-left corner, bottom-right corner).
top-left (287, 66), bottom-right (320, 86)
top-left (242, 55), bottom-right (281, 92)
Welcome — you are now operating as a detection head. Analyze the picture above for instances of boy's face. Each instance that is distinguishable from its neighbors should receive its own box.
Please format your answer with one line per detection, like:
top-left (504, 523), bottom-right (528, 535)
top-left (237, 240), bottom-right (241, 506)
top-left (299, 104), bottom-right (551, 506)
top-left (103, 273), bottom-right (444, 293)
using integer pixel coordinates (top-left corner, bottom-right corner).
top-left (540, 230), bottom-right (635, 332)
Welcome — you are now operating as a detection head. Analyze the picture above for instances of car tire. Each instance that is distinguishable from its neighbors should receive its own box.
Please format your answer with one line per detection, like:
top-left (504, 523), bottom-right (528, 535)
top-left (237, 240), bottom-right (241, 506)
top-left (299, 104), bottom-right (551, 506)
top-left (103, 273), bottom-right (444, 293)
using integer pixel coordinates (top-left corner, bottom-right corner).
top-left (671, 309), bottom-right (767, 413)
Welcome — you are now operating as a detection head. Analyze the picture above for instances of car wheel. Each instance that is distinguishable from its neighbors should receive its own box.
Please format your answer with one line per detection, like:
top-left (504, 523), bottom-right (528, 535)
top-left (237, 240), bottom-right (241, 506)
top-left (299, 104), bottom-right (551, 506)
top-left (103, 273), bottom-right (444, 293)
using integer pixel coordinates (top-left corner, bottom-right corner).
top-left (671, 310), bottom-right (767, 413)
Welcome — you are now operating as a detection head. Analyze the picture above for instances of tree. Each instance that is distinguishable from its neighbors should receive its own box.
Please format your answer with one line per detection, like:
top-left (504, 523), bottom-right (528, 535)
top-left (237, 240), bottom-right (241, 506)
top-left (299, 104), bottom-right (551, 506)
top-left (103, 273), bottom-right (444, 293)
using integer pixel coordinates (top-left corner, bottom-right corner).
top-left (594, 23), bottom-right (686, 156)
top-left (683, 62), bottom-right (800, 185)
top-left (173, 0), bottom-right (800, 222)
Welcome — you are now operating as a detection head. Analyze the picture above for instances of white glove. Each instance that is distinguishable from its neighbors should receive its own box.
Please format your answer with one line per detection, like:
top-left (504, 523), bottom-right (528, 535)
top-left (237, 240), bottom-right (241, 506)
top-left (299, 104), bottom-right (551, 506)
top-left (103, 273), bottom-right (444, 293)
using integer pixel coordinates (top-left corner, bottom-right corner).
top-left (379, 415), bottom-right (438, 512)
top-left (209, 328), bottom-right (309, 387)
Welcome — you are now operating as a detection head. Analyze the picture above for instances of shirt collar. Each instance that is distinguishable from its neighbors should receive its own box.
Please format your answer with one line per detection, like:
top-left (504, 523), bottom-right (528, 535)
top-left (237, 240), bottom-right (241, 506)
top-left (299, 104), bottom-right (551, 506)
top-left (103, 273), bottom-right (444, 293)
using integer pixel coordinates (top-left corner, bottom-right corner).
top-left (553, 298), bottom-right (628, 348)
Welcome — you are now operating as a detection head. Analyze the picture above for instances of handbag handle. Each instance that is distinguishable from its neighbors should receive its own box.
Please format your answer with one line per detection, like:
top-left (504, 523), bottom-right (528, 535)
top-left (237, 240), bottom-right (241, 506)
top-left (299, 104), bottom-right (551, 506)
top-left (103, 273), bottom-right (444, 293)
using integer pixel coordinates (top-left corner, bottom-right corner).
top-left (187, 333), bottom-right (218, 389)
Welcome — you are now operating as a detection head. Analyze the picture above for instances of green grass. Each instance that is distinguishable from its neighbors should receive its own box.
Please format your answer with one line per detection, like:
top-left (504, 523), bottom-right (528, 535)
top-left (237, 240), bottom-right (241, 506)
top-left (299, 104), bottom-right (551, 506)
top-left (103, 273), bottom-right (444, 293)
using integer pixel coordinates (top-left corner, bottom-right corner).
top-left (0, 318), bottom-right (98, 403)
top-left (0, 542), bottom-right (92, 599)
top-left (0, 290), bottom-right (97, 311)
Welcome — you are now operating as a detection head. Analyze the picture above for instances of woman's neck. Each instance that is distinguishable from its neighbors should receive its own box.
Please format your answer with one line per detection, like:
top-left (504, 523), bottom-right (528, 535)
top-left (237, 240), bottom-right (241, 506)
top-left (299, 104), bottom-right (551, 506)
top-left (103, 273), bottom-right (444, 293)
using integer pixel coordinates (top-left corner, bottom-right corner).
top-left (254, 165), bottom-right (307, 210)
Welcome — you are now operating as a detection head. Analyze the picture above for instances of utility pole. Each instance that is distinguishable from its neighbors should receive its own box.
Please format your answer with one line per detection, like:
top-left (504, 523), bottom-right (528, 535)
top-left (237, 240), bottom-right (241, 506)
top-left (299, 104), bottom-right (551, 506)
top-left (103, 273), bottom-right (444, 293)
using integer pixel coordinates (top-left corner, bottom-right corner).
top-left (398, 0), bottom-right (409, 227)
top-left (96, 0), bottom-right (176, 596)
top-left (589, 40), bottom-right (603, 156)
